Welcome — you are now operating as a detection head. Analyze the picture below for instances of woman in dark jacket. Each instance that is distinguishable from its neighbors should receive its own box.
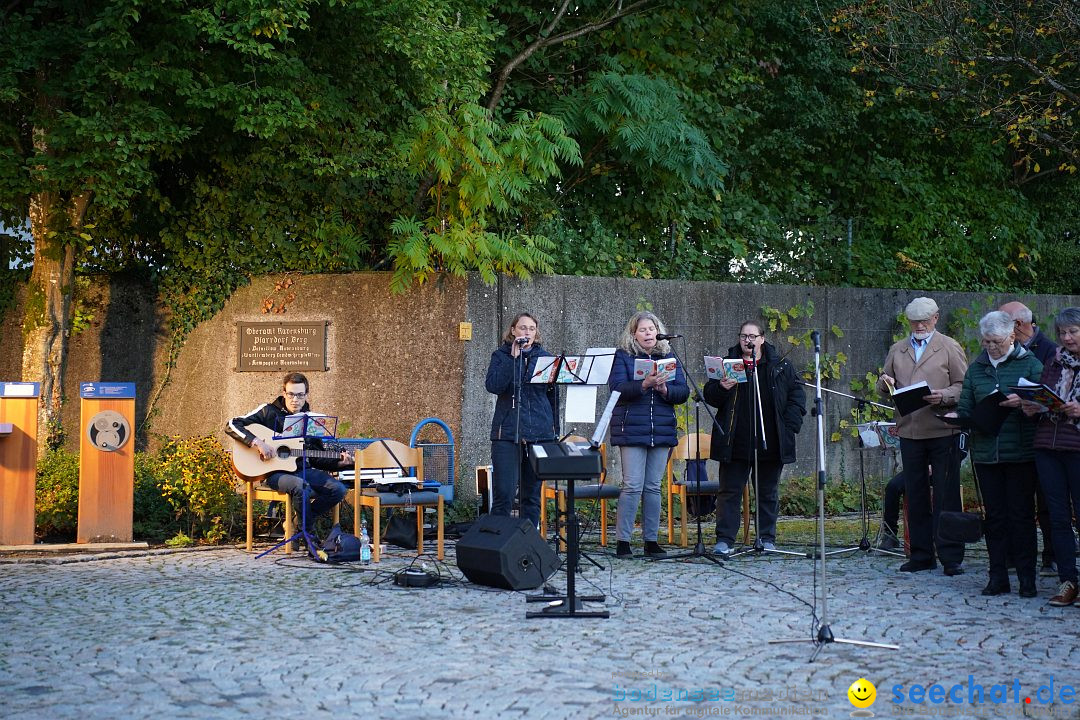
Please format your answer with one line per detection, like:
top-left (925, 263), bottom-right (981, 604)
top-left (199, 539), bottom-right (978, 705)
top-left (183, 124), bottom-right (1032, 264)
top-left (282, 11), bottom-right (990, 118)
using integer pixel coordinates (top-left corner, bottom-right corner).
top-left (702, 321), bottom-right (805, 555)
top-left (485, 312), bottom-right (559, 526)
top-left (609, 311), bottom-right (690, 558)
top-left (953, 311), bottom-right (1043, 598)
top-left (1022, 307), bottom-right (1080, 607)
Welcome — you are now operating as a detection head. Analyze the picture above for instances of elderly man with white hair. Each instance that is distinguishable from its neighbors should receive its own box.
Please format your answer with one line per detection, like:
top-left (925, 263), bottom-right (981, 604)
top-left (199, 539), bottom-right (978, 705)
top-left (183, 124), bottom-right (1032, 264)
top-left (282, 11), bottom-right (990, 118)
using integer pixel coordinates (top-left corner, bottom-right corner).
top-left (878, 297), bottom-right (969, 576)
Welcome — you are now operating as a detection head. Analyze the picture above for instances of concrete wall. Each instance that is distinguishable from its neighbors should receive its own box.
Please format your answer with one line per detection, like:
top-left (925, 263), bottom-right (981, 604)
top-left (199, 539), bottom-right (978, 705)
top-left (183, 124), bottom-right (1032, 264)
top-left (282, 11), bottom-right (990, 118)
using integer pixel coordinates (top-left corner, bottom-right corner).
top-left (460, 275), bottom-right (1080, 496)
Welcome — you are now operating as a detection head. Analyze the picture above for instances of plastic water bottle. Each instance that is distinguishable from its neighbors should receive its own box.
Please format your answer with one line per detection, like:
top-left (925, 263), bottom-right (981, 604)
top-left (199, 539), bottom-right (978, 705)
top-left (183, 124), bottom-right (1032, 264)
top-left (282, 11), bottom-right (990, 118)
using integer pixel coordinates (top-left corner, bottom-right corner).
top-left (360, 519), bottom-right (372, 564)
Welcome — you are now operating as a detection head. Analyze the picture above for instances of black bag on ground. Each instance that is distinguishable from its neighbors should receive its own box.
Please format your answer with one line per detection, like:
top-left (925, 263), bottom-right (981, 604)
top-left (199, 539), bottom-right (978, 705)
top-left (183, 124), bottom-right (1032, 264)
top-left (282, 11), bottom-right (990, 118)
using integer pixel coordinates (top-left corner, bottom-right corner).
top-left (937, 443), bottom-right (984, 545)
top-left (384, 511), bottom-right (418, 549)
top-left (937, 511), bottom-right (983, 544)
top-left (318, 524), bottom-right (362, 562)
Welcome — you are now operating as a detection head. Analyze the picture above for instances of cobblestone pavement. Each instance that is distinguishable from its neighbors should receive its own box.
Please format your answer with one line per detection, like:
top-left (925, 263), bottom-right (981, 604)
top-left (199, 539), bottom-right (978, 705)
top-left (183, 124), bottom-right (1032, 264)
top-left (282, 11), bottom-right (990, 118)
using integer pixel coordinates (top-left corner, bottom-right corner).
top-left (2, 532), bottom-right (1077, 720)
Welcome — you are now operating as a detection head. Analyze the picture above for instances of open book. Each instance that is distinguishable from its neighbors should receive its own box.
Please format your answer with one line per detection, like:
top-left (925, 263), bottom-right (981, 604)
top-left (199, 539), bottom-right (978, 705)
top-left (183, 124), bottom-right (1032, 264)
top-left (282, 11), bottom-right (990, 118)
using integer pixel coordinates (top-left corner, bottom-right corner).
top-left (943, 390), bottom-right (1012, 436)
top-left (704, 356), bottom-right (748, 383)
top-left (886, 380), bottom-right (932, 417)
top-left (1009, 378), bottom-right (1067, 412)
top-left (634, 357), bottom-right (677, 382)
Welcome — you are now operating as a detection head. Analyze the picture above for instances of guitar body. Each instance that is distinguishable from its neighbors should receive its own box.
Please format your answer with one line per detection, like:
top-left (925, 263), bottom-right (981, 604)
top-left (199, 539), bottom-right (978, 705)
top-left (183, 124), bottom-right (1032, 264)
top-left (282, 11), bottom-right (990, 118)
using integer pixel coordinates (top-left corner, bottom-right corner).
top-left (230, 424), bottom-right (305, 481)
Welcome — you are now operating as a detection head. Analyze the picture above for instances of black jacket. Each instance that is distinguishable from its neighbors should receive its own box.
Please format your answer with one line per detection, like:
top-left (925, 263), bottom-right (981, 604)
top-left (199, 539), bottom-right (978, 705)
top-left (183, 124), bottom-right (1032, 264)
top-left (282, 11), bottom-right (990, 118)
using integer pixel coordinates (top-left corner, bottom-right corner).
top-left (702, 341), bottom-right (806, 464)
top-left (485, 343), bottom-right (559, 442)
top-left (1025, 328), bottom-right (1058, 366)
top-left (226, 397), bottom-right (344, 473)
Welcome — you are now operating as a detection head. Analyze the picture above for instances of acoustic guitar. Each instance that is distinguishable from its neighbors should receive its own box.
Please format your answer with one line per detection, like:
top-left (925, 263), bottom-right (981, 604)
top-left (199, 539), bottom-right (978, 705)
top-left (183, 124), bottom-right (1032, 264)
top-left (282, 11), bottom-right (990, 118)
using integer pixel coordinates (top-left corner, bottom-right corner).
top-left (230, 423), bottom-right (345, 481)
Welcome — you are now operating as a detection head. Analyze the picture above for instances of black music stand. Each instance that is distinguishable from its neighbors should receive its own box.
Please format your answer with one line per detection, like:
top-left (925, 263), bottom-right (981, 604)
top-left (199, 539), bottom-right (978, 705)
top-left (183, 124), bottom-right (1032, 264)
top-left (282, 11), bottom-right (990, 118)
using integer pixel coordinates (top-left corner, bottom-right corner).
top-left (256, 413), bottom-right (338, 560)
top-left (527, 440), bottom-right (609, 619)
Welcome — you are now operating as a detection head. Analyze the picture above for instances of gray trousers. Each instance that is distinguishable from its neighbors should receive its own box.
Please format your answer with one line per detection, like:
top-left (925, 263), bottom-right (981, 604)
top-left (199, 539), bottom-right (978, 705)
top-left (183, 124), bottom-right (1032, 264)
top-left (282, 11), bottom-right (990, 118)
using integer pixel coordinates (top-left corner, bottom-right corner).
top-left (615, 445), bottom-right (671, 543)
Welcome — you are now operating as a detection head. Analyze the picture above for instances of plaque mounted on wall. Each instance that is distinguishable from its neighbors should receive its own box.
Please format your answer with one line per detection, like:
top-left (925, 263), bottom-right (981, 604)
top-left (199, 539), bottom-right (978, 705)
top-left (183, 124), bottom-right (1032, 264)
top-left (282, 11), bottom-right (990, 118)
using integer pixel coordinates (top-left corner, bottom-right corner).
top-left (236, 321), bottom-right (329, 372)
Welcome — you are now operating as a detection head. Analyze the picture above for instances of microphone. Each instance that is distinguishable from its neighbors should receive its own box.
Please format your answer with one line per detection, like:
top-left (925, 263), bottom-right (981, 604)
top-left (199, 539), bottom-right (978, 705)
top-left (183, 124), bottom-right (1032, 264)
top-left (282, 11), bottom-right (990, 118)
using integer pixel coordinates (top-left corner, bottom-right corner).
top-left (656, 333), bottom-right (682, 341)
top-left (515, 337), bottom-right (529, 345)
top-left (810, 330), bottom-right (821, 352)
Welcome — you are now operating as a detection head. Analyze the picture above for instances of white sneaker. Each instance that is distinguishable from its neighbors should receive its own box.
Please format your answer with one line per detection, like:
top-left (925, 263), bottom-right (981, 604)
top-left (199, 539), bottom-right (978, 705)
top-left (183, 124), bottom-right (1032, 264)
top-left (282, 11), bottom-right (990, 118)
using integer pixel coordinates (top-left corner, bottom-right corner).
top-left (712, 541), bottom-right (732, 557)
top-left (761, 541), bottom-right (776, 551)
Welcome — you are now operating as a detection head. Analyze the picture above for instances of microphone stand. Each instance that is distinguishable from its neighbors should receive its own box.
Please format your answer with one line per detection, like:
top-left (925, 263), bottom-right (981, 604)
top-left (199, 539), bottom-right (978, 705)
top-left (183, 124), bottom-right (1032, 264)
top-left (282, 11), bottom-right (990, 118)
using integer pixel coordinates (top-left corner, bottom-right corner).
top-left (796, 382), bottom-right (903, 558)
top-left (730, 347), bottom-right (801, 559)
top-left (652, 335), bottom-right (726, 566)
top-left (770, 330), bottom-right (898, 659)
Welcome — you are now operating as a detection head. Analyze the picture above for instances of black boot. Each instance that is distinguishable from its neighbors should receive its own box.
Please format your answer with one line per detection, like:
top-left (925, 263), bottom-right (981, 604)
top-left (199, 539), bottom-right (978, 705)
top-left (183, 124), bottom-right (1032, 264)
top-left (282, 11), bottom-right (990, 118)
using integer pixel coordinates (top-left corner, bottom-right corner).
top-left (615, 541), bottom-right (633, 558)
top-left (644, 541), bottom-right (668, 558)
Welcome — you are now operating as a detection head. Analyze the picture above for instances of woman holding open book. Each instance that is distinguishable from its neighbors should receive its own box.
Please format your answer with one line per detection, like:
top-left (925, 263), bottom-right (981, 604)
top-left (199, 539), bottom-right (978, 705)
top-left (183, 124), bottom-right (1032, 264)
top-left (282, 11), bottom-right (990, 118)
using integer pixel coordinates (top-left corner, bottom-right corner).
top-left (952, 311), bottom-right (1043, 598)
top-left (609, 311), bottom-right (689, 559)
top-left (1021, 307), bottom-right (1080, 607)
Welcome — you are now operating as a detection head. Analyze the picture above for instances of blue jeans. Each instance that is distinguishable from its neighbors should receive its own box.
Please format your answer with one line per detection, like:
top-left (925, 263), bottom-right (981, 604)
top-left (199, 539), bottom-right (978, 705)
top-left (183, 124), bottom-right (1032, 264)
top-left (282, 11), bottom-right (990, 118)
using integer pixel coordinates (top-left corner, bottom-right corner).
top-left (1035, 449), bottom-right (1080, 584)
top-left (615, 445), bottom-right (671, 543)
top-left (266, 467), bottom-right (346, 527)
top-left (715, 457), bottom-right (783, 546)
top-left (490, 440), bottom-right (543, 527)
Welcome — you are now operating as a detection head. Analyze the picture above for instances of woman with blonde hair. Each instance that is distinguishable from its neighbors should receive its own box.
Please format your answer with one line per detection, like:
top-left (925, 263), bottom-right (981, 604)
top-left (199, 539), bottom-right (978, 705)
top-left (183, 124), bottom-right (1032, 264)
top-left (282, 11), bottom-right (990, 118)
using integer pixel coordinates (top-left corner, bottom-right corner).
top-left (608, 311), bottom-right (689, 558)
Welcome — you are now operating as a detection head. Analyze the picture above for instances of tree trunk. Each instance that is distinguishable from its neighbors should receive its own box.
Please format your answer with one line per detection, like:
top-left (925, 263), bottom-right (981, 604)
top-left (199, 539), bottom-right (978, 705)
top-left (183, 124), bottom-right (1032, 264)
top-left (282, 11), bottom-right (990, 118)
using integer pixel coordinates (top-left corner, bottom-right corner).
top-left (20, 118), bottom-right (91, 456)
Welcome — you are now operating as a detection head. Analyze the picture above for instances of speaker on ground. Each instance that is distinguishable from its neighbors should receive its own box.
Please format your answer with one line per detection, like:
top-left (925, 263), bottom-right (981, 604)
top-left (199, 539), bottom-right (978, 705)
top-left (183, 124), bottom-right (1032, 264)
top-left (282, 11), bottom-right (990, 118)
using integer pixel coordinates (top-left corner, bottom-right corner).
top-left (455, 515), bottom-right (558, 590)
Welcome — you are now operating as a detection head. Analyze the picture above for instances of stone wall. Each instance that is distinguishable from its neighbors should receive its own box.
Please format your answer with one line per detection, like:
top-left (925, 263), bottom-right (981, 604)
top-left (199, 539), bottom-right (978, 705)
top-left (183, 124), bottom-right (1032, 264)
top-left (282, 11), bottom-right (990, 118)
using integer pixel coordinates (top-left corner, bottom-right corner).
top-left (3, 271), bottom-right (1078, 507)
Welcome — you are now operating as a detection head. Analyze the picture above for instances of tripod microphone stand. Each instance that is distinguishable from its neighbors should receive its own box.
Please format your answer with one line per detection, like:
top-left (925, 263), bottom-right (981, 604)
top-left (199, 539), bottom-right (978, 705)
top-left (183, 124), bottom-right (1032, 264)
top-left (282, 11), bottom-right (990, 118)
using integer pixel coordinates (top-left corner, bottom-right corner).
top-left (771, 331), bottom-right (898, 659)
top-left (653, 336), bottom-right (726, 566)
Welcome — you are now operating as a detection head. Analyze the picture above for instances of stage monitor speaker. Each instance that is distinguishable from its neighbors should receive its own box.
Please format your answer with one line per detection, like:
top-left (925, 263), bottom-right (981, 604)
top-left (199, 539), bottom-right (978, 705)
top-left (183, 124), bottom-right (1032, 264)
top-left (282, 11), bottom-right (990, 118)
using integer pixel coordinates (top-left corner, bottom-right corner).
top-left (456, 515), bottom-right (557, 590)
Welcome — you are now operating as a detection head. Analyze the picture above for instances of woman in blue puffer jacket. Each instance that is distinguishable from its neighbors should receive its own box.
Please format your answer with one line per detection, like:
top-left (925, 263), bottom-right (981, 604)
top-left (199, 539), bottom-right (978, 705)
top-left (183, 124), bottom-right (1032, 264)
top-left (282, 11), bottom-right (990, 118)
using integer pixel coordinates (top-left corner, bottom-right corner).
top-left (485, 312), bottom-right (559, 526)
top-left (609, 311), bottom-right (690, 558)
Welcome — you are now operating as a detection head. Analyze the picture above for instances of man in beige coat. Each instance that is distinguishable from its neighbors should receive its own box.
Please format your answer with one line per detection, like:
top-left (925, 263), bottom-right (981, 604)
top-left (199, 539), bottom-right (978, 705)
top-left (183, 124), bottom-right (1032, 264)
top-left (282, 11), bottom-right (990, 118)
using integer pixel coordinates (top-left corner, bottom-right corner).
top-left (878, 297), bottom-right (969, 575)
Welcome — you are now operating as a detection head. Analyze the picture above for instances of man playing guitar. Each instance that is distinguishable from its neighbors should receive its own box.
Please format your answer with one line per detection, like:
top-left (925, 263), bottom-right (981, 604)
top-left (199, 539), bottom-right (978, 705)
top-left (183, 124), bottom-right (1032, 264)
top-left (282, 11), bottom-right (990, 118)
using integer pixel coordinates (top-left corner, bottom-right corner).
top-left (227, 372), bottom-right (351, 536)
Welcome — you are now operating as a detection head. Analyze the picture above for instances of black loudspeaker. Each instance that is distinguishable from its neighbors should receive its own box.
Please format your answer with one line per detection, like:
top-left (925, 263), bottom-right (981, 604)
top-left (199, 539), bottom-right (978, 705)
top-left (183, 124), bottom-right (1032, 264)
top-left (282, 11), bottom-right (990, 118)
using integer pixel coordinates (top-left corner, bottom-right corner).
top-left (455, 515), bottom-right (557, 590)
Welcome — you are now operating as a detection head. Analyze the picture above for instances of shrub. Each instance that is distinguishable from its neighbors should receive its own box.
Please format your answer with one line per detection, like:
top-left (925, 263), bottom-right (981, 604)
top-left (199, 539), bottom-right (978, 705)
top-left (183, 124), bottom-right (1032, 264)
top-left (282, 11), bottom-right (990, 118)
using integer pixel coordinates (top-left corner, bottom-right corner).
top-left (35, 448), bottom-right (80, 540)
top-left (156, 436), bottom-right (242, 542)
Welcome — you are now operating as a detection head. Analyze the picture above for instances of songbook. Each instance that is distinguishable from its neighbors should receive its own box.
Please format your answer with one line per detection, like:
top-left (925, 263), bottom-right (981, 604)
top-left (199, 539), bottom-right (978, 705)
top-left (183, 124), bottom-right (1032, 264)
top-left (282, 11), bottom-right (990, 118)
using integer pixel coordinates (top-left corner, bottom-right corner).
top-left (530, 355), bottom-right (592, 384)
top-left (704, 356), bottom-right (748, 383)
top-left (1009, 379), bottom-right (1068, 412)
top-left (943, 390), bottom-right (1012, 436)
top-left (634, 357), bottom-right (677, 381)
top-left (280, 413), bottom-right (337, 439)
top-left (856, 421), bottom-right (901, 450)
top-left (889, 380), bottom-right (932, 417)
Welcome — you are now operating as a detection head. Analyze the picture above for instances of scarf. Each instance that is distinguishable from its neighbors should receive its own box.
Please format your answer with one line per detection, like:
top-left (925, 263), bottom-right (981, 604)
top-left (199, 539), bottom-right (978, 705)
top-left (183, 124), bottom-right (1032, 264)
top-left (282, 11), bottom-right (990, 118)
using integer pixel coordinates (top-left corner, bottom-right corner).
top-left (1056, 348), bottom-right (1080, 429)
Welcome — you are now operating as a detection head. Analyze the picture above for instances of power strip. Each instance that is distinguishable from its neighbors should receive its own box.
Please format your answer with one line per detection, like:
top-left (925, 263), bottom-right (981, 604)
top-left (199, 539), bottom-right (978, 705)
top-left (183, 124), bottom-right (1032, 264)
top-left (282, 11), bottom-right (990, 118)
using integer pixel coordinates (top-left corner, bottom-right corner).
top-left (393, 568), bottom-right (439, 588)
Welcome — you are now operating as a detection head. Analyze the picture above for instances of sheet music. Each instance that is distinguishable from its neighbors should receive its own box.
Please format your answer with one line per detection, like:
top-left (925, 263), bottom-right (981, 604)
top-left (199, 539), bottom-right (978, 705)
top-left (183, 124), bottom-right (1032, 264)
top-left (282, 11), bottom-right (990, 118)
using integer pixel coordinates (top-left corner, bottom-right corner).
top-left (565, 386), bottom-right (597, 423)
top-left (584, 347), bottom-right (616, 384)
top-left (591, 390), bottom-right (621, 447)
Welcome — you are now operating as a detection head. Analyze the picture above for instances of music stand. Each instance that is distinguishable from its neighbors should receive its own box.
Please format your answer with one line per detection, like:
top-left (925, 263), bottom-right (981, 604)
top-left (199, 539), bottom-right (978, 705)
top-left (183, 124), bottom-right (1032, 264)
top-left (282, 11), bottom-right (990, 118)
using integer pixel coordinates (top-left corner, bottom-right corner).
top-left (256, 413), bottom-right (338, 560)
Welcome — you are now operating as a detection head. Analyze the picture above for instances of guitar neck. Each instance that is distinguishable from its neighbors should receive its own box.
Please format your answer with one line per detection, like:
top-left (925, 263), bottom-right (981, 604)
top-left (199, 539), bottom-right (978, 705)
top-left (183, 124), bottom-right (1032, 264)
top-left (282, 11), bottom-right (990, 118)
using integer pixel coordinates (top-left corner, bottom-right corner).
top-left (286, 448), bottom-right (342, 460)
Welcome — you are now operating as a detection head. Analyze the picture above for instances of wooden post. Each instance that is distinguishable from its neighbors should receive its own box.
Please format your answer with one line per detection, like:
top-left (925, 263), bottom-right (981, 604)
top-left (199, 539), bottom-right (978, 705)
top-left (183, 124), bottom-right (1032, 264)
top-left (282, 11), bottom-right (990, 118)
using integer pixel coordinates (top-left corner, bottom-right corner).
top-left (0, 382), bottom-right (40, 545)
top-left (77, 382), bottom-right (135, 543)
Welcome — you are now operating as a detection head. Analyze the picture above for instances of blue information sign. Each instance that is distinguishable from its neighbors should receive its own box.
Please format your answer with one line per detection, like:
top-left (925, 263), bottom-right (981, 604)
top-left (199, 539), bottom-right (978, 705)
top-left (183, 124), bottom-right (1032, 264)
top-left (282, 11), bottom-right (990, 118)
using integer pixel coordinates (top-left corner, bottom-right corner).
top-left (80, 382), bottom-right (136, 399)
top-left (0, 382), bottom-right (40, 398)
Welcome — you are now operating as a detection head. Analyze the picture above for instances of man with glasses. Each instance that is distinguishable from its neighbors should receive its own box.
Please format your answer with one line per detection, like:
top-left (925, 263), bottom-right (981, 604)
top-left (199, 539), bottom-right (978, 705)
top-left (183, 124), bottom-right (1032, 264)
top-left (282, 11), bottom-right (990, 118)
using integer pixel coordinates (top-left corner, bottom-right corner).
top-left (1000, 300), bottom-right (1059, 576)
top-left (878, 298), bottom-right (968, 575)
top-left (227, 372), bottom-right (350, 538)
top-left (703, 321), bottom-right (806, 556)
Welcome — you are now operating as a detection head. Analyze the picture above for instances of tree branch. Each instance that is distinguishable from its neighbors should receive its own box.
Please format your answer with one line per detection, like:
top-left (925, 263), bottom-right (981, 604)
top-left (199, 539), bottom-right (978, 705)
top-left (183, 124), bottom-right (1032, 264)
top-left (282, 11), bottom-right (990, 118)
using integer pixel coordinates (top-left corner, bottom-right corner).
top-left (486, 0), bottom-right (655, 112)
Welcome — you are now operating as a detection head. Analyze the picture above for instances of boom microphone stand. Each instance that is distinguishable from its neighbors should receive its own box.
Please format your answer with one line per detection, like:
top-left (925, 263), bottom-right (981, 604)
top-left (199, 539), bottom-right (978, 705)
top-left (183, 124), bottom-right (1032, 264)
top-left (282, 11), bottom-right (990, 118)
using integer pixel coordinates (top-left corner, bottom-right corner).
top-left (771, 331), bottom-right (898, 659)
top-left (796, 382), bottom-right (903, 558)
top-left (652, 334), bottom-right (726, 566)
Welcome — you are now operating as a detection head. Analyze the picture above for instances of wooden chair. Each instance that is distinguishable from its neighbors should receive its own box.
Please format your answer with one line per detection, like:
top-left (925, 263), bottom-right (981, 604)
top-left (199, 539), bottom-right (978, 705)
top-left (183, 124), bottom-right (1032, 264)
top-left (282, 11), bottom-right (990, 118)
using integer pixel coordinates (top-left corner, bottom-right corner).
top-left (664, 433), bottom-right (752, 547)
top-left (243, 479), bottom-right (294, 554)
top-left (353, 439), bottom-right (444, 563)
top-left (540, 437), bottom-right (617, 547)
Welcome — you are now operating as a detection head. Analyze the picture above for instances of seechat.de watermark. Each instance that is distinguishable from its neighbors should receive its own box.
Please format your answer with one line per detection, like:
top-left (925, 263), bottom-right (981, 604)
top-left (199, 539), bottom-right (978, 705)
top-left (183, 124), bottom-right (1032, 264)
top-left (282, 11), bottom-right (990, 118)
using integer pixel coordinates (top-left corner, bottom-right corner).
top-left (890, 676), bottom-right (1075, 707)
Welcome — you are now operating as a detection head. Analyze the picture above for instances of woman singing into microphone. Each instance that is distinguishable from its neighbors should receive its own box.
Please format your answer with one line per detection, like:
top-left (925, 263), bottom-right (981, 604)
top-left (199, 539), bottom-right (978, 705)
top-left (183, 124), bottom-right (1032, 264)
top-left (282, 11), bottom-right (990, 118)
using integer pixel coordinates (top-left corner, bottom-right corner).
top-left (609, 311), bottom-right (690, 558)
top-left (484, 312), bottom-right (559, 527)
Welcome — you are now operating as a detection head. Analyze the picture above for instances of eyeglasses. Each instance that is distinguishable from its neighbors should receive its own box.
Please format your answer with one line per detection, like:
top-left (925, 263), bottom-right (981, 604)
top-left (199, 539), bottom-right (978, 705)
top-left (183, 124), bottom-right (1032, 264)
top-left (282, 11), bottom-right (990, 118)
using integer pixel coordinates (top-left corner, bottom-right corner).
top-left (284, 392), bottom-right (307, 400)
top-left (739, 334), bottom-right (761, 341)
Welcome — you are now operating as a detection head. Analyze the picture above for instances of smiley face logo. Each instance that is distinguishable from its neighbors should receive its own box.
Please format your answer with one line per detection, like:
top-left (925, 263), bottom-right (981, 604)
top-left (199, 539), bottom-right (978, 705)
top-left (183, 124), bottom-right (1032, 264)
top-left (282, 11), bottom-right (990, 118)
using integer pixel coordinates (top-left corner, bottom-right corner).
top-left (847, 678), bottom-right (877, 714)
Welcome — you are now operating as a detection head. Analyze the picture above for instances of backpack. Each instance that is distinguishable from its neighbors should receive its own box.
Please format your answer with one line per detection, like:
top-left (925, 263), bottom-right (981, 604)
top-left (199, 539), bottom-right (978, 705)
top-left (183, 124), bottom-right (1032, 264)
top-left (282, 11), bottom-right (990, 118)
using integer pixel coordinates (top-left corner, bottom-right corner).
top-left (318, 523), bottom-right (362, 562)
